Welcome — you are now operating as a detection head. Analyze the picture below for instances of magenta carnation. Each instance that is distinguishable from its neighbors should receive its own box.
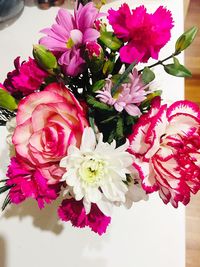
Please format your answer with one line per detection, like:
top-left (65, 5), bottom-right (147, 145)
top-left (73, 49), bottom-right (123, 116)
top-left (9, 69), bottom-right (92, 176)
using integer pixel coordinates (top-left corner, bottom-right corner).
top-left (108, 4), bottom-right (174, 63)
top-left (58, 198), bottom-right (111, 235)
top-left (39, 3), bottom-right (101, 76)
top-left (6, 157), bottom-right (61, 208)
top-left (128, 97), bottom-right (200, 207)
top-left (3, 57), bottom-right (48, 98)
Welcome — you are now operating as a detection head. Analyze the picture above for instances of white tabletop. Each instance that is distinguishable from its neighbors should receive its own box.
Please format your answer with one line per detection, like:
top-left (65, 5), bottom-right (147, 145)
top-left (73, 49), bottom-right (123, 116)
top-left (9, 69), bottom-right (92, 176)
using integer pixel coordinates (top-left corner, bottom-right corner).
top-left (0, 1), bottom-right (185, 267)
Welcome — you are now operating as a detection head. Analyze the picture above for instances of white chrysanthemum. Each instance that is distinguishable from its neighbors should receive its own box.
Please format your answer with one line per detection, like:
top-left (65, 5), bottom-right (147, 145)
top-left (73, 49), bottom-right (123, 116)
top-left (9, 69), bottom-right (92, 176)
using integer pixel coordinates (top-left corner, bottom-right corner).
top-left (60, 127), bottom-right (134, 216)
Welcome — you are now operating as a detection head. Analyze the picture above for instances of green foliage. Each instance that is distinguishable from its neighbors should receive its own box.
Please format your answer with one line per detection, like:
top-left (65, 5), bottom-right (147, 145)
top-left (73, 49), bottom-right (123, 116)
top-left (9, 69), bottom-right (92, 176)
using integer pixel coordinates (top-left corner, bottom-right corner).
top-left (116, 117), bottom-right (124, 139)
top-left (33, 44), bottom-right (58, 74)
top-left (175, 26), bottom-right (198, 53)
top-left (111, 62), bottom-right (137, 95)
top-left (0, 185), bottom-right (10, 194)
top-left (2, 193), bottom-right (11, 211)
top-left (103, 59), bottom-right (115, 75)
top-left (87, 95), bottom-right (114, 112)
top-left (91, 80), bottom-right (106, 92)
top-left (0, 89), bottom-right (18, 111)
top-left (99, 31), bottom-right (123, 51)
top-left (142, 67), bottom-right (155, 84)
top-left (164, 57), bottom-right (192, 77)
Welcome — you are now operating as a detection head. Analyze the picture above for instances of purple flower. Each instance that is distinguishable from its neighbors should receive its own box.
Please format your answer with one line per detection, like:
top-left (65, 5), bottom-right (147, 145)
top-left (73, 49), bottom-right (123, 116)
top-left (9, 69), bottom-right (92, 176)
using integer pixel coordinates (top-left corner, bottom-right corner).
top-left (3, 57), bottom-right (48, 98)
top-left (39, 3), bottom-right (102, 76)
top-left (96, 69), bottom-right (149, 116)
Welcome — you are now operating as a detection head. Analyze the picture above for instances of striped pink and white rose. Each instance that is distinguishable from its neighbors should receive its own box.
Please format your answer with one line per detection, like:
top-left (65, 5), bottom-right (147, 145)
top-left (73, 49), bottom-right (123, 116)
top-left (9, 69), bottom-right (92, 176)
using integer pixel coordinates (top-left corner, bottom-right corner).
top-left (13, 82), bottom-right (88, 184)
top-left (128, 96), bottom-right (200, 207)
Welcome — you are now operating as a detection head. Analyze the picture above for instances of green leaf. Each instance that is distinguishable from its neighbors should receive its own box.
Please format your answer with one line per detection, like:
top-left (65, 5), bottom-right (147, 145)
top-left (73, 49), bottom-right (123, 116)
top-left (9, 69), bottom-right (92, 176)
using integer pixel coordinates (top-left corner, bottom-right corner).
top-left (0, 185), bottom-right (10, 194)
top-left (116, 117), bottom-right (124, 139)
top-left (142, 67), bottom-right (155, 84)
top-left (87, 95), bottom-right (114, 112)
top-left (101, 115), bottom-right (117, 124)
top-left (103, 59), bottom-right (115, 75)
top-left (175, 26), bottom-right (198, 53)
top-left (91, 80), bottom-right (106, 92)
top-left (88, 108), bottom-right (96, 132)
top-left (2, 193), bottom-right (11, 211)
top-left (125, 115), bottom-right (138, 125)
top-left (0, 89), bottom-right (18, 111)
top-left (164, 63), bottom-right (192, 77)
top-left (111, 74), bottom-right (130, 84)
top-left (99, 31), bottom-right (123, 51)
top-left (173, 57), bottom-right (180, 67)
top-left (111, 62), bottom-right (137, 96)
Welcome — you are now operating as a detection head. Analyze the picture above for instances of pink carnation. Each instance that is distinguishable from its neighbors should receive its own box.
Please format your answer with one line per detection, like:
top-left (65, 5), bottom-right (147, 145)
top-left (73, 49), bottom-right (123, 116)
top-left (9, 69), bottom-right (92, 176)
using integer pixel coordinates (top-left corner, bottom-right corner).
top-left (108, 4), bottom-right (174, 63)
top-left (3, 57), bottom-right (48, 98)
top-left (39, 3), bottom-right (101, 76)
top-left (58, 198), bottom-right (111, 235)
top-left (128, 97), bottom-right (200, 207)
top-left (6, 157), bottom-right (61, 208)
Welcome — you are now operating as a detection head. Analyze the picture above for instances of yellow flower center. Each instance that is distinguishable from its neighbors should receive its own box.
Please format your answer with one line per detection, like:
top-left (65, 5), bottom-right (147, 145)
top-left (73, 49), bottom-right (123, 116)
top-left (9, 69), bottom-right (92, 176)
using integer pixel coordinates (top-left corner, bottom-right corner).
top-left (79, 157), bottom-right (106, 185)
top-left (113, 87), bottom-right (123, 99)
top-left (66, 38), bottom-right (74, 49)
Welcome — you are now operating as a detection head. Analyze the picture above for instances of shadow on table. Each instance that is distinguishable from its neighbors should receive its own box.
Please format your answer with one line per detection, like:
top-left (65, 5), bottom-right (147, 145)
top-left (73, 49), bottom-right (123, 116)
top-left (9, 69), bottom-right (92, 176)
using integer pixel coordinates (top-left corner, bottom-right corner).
top-left (0, 236), bottom-right (6, 267)
top-left (4, 198), bottom-right (64, 235)
top-left (2, 198), bottom-right (110, 267)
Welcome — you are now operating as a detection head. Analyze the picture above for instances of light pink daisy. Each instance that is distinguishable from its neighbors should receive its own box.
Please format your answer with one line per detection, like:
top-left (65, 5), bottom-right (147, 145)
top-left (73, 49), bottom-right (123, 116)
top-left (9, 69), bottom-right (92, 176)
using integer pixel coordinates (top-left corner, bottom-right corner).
top-left (96, 69), bottom-right (149, 116)
top-left (39, 3), bottom-right (102, 76)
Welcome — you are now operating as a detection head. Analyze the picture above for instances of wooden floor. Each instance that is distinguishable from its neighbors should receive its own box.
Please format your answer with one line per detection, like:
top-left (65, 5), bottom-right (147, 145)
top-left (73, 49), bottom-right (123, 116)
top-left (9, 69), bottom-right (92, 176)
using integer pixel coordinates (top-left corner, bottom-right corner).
top-left (185, 1), bottom-right (200, 267)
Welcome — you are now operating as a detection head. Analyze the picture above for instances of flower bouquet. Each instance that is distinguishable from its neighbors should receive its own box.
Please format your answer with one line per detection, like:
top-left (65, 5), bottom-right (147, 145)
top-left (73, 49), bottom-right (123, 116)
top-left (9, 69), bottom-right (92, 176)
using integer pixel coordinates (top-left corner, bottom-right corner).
top-left (0, 0), bottom-right (199, 235)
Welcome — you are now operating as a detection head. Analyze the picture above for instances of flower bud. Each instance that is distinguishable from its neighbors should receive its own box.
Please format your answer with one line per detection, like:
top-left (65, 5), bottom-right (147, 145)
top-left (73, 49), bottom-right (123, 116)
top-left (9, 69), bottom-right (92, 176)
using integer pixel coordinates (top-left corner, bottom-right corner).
top-left (175, 26), bottom-right (198, 53)
top-left (85, 42), bottom-right (104, 73)
top-left (99, 31), bottom-right (122, 51)
top-left (33, 44), bottom-right (58, 74)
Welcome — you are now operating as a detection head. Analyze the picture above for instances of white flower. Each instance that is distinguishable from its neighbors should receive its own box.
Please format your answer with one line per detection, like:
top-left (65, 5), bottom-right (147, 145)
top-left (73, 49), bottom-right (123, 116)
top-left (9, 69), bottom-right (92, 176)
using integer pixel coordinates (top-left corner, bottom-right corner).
top-left (125, 175), bottom-right (149, 209)
top-left (60, 127), bottom-right (134, 216)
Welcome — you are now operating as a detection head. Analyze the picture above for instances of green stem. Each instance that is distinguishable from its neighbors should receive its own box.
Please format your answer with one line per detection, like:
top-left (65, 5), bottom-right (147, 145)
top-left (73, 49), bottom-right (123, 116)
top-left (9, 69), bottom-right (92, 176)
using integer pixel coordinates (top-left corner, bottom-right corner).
top-left (111, 61), bottom-right (137, 96)
top-left (138, 52), bottom-right (181, 73)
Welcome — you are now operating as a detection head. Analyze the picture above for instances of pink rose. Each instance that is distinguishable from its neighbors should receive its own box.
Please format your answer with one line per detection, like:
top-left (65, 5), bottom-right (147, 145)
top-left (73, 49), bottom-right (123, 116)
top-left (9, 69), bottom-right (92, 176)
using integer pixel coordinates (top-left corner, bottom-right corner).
top-left (128, 97), bottom-right (200, 207)
top-left (13, 82), bottom-right (88, 184)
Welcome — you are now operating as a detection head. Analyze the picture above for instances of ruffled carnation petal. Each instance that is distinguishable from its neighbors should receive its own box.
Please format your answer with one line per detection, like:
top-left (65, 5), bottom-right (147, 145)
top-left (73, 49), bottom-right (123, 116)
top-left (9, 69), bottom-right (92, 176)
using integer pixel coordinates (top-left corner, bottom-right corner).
top-left (58, 198), bottom-right (111, 235)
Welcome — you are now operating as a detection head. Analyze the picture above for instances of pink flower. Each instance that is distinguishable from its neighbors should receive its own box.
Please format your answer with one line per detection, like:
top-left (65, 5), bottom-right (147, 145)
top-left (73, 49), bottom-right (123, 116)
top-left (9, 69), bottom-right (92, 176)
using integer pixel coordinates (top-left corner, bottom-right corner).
top-left (86, 41), bottom-right (102, 59)
top-left (58, 198), bottom-right (111, 235)
top-left (108, 4), bottom-right (174, 63)
top-left (128, 97), bottom-right (200, 207)
top-left (13, 82), bottom-right (88, 184)
top-left (6, 157), bottom-right (61, 208)
top-left (96, 69), bottom-right (148, 116)
top-left (39, 3), bottom-right (101, 76)
top-left (3, 57), bottom-right (48, 98)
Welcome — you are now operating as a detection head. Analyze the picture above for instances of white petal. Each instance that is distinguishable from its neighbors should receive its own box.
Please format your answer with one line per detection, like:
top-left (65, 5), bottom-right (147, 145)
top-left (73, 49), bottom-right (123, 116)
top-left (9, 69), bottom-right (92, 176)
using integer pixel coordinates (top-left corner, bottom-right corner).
top-left (80, 127), bottom-right (96, 152)
top-left (96, 197), bottom-right (113, 216)
top-left (83, 198), bottom-right (91, 214)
